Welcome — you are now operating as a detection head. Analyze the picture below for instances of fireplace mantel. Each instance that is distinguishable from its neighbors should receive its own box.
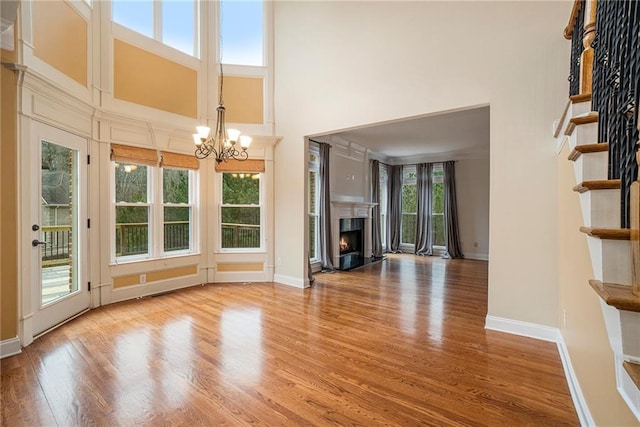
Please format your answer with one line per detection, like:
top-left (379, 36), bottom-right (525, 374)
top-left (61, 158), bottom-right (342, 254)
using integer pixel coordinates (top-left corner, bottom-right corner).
top-left (331, 201), bottom-right (377, 219)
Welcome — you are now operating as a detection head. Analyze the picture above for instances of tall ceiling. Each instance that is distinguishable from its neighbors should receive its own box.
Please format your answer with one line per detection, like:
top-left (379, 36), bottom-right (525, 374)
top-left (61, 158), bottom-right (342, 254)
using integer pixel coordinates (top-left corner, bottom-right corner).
top-left (319, 106), bottom-right (490, 162)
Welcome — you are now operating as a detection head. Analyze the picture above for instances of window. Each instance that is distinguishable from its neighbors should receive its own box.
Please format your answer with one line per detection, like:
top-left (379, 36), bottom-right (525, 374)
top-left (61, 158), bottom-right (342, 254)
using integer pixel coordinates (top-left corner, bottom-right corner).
top-left (115, 163), bottom-right (151, 258)
top-left (220, 0), bottom-right (264, 66)
top-left (112, 0), bottom-right (197, 57)
top-left (401, 166), bottom-right (417, 245)
top-left (112, 146), bottom-right (198, 261)
top-left (163, 168), bottom-right (193, 253)
top-left (221, 173), bottom-right (262, 249)
top-left (379, 164), bottom-right (388, 250)
top-left (432, 164), bottom-right (445, 247)
top-left (308, 148), bottom-right (320, 261)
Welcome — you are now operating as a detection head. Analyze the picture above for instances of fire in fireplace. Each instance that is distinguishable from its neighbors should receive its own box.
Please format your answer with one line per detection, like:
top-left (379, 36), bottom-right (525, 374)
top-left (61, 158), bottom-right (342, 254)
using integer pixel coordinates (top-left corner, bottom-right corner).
top-left (338, 218), bottom-right (364, 270)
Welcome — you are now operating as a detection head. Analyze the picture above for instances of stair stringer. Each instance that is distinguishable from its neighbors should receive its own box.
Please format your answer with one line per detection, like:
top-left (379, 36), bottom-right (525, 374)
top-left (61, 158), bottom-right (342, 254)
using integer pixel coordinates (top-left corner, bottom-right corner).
top-left (561, 99), bottom-right (640, 421)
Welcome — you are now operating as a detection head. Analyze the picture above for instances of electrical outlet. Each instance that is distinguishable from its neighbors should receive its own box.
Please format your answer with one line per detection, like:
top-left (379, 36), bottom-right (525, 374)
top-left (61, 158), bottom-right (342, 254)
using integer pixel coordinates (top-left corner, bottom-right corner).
top-left (140, 274), bottom-right (147, 284)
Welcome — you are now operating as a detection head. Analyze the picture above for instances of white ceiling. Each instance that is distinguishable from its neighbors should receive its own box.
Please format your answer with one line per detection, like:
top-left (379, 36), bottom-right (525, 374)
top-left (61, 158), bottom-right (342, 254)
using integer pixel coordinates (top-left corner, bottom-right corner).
top-left (319, 106), bottom-right (490, 163)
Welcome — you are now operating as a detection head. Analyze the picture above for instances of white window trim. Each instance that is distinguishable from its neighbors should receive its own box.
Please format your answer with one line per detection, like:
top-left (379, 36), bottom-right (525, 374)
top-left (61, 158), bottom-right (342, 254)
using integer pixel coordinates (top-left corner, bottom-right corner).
top-left (161, 169), bottom-right (197, 256)
top-left (219, 172), bottom-right (265, 253)
top-left (308, 145), bottom-right (320, 263)
top-left (218, 0), bottom-right (266, 67)
top-left (111, 162), bottom-right (198, 264)
top-left (111, 0), bottom-right (200, 60)
top-left (401, 165), bottom-right (417, 246)
top-left (379, 164), bottom-right (388, 250)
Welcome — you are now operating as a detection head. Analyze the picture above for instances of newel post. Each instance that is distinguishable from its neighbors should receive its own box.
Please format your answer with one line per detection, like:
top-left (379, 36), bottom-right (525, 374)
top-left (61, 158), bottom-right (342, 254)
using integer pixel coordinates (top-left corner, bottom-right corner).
top-left (580, 0), bottom-right (597, 95)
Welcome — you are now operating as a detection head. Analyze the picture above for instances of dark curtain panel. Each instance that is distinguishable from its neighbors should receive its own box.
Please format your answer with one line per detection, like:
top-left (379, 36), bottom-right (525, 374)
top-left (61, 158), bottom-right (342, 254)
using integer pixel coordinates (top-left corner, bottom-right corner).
top-left (307, 256), bottom-right (315, 284)
top-left (386, 165), bottom-right (403, 253)
top-left (318, 142), bottom-right (335, 270)
top-left (443, 160), bottom-right (464, 259)
top-left (370, 160), bottom-right (383, 258)
top-left (415, 163), bottom-right (433, 255)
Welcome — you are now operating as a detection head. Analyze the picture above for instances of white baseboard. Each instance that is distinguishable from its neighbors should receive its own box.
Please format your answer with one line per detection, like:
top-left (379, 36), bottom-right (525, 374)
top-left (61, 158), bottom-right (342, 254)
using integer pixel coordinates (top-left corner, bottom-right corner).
top-left (273, 273), bottom-right (308, 288)
top-left (485, 315), bottom-right (594, 426)
top-left (557, 334), bottom-right (596, 426)
top-left (0, 337), bottom-right (21, 359)
top-left (464, 252), bottom-right (489, 261)
top-left (485, 315), bottom-right (559, 342)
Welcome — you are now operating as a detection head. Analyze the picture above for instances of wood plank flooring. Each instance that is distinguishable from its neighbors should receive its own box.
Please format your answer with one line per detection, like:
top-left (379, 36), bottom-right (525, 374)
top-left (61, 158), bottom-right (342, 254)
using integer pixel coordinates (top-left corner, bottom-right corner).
top-left (1, 254), bottom-right (579, 426)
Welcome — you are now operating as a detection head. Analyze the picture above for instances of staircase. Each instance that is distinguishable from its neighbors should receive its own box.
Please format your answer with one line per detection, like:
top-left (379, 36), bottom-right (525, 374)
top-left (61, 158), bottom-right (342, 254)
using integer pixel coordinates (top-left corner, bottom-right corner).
top-left (559, 94), bottom-right (640, 421)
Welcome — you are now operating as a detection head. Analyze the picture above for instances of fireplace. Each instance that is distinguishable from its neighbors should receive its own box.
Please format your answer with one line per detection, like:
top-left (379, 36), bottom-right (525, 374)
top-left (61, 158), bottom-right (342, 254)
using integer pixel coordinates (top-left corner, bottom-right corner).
top-left (338, 218), bottom-right (364, 270)
top-left (331, 201), bottom-right (376, 271)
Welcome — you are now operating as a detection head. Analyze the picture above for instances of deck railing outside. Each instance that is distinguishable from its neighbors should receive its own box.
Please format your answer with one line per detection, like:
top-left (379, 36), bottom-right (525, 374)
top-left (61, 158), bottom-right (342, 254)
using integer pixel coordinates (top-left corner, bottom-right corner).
top-left (42, 222), bottom-right (260, 261)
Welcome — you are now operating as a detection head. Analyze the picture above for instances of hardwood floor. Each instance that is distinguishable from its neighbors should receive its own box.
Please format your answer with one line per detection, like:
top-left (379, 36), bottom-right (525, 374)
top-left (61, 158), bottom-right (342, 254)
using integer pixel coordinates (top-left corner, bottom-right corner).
top-left (1, 254), bottom-right (578, 426)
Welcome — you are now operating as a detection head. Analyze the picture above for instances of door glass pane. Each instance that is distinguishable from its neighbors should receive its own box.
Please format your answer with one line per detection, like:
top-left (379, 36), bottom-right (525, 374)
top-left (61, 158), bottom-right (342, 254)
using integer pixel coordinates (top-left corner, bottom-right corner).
top-left (41, 141), bottom-right (78, 305)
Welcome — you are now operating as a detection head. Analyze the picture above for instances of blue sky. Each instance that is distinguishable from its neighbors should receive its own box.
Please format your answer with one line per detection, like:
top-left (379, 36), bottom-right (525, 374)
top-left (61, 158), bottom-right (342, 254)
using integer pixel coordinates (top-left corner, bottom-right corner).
top-left (112, 0), bottom-right (263, 64)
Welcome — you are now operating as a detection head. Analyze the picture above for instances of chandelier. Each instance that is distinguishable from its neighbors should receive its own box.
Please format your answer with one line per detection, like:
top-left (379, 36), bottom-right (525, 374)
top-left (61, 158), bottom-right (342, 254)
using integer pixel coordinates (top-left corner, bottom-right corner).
top-left (193, 64), bottom-right (252, 162)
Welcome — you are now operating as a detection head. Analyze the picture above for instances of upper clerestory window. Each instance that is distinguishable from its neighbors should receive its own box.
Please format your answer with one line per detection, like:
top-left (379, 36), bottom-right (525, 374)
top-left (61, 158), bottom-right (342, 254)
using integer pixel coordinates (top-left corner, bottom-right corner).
top-left (112, 0), bottom-right (197, 57)
top-left (220, 0), bottom-right (264, 66)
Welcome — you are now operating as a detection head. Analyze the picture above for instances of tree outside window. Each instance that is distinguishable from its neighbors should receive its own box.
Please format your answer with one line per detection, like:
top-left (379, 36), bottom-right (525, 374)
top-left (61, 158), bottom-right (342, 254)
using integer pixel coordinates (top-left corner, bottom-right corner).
top-left (401, 167), bottom-right (417, 245)
top-left (432, 166), bottom-right (445, 247)
top-left (221, 173), bottom-right (261, 249)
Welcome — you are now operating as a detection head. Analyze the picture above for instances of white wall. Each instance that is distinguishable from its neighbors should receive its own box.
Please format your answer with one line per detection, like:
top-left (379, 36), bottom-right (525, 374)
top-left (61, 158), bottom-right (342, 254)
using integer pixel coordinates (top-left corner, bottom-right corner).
top-left (274, 0), bottom-right (569, 326)
top-left (457, 158), bottom-right (490, 260)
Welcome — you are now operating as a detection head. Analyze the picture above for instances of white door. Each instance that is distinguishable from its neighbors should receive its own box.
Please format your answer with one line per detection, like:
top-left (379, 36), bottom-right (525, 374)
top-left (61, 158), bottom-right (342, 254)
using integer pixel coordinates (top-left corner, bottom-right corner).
top-left (31, 122), bottom-right (90, 336)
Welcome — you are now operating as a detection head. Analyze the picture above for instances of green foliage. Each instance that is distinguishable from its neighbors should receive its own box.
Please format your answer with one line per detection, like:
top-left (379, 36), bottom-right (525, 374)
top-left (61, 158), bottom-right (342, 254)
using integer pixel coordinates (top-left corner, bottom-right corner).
top-left (163, 169), bottom-right (189, 204)
top-left (41, 142), bottom-right (71, 171)
top-left (402, 183), bottom-right (417, 213)
top-left (115, 164), bottom-right (147, 203)
top-left (433, 182), bottom-right (444, 214)
top-left (223, 173), bottom-right (259, 205)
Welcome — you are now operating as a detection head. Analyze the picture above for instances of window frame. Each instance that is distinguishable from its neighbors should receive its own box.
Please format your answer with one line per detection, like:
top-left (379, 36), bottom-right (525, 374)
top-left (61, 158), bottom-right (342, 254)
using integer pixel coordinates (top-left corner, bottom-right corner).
top-left (219, 172), bottom-right (265, 253)
top-left (308, 145), bottom-right (320, 263)
top-left (400, 165), bottom-right (417, 247)
top-left (111, 0), bottom-right (200, 59)
top-left (111, 161), bottom-right (198, 264)
top-left (161, 167), bottom-right (196, 256)
top-left (431, 163), bottom-right (446, 249)
top-left (379, 163), bottom-right (388, 251)
top-left (218, 0), bottom-right (265, 67)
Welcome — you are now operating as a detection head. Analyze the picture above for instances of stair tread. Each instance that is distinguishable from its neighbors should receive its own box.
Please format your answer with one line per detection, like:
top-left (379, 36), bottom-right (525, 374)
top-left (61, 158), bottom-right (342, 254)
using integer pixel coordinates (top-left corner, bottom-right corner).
top-left (565, 113), bottom-right (599, 136)
top-left (589, 280), bottom-right (640, 312)
top-left (579, 227), bottom-right (630, 240)
top-left (568, 142), bottom-right (609, 161)
top-left (623, 362), bottom-right (640, 390)
top-left (570, 93), bottom-right (592, 104)
top-left (573, 179), bottom-right (621, 193)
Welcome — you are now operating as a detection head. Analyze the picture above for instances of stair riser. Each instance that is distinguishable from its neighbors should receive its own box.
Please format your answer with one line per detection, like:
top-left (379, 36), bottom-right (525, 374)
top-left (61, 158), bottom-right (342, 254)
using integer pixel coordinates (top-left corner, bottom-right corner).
top-left (621, 310), bottom-right (640, 361)
top-left (569, 122), bottom-right (598, 151)
top-left (573, 151), bottom-right (609, 182)
top-left (578, 189), bottom-right (621, 228)
top-left (587, 238), bottom-right (632, 285)
top-left (569, 101), bottom-right (592, 118)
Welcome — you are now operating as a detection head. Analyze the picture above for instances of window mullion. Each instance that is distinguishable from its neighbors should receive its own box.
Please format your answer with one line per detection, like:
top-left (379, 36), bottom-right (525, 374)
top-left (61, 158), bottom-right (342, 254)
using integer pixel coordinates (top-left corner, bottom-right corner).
top-left (154, 0), bottom-right (162, 42)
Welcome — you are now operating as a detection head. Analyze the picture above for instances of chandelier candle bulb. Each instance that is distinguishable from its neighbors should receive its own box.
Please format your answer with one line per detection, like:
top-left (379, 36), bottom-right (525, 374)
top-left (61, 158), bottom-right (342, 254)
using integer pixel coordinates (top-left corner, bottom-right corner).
top-left (192, 134), bottom-right (203, 146)
top-left (240, 135), bottom-right (252, 149)
top-left (227, 128), bottom-right (241, 143)
top-left (196, 126), bottom-right (211, 139)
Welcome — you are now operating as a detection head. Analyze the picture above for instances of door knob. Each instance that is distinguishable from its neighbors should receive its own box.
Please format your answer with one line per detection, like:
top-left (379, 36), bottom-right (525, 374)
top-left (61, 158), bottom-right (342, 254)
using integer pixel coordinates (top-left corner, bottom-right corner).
top-left (32, 239), bottom-right (47, 247)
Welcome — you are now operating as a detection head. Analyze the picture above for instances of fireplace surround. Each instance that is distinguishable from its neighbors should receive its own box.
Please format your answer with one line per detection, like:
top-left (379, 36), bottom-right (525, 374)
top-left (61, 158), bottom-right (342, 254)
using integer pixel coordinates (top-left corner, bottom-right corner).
top-left (331, 201), bottom-right (376, 270)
